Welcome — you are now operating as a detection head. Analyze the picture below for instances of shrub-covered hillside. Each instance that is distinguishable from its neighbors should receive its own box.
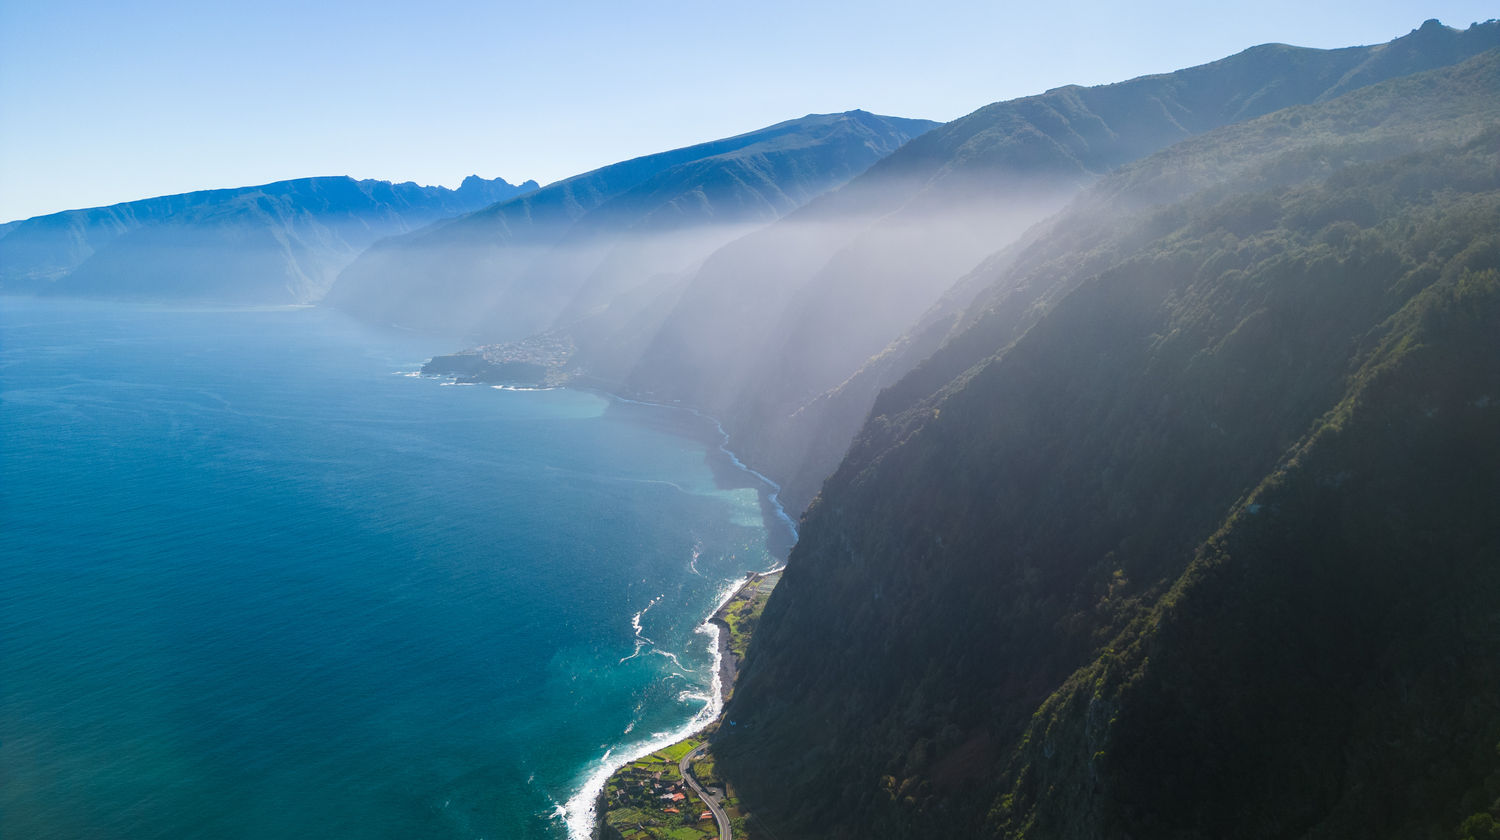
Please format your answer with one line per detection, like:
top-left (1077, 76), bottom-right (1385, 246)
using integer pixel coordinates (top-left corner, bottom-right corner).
top-left (714, 49), bottom-right (1500, 840)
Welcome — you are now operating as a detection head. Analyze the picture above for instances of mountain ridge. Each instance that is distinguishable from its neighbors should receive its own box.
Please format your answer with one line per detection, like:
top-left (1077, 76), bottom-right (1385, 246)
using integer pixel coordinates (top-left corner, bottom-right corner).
top-left (418, 21), bottom-right (1500, 524)
top-left (0, 174), bottom-right (536, 304)
top-left (325, 111), bottom-right (938, 339)
top-left (710, 46), bottom-right (1500, 840)
top-left (714, 19), bottom-right (1500, 516)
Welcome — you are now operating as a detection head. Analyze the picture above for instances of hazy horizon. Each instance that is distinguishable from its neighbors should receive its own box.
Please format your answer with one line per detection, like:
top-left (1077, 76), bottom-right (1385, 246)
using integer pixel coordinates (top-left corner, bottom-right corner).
top-left (2, 1), bottom-right (1496, 223)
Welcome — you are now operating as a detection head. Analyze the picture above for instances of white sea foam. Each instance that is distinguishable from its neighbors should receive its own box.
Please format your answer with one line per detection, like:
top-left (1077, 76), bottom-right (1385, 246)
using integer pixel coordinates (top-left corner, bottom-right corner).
top-left (617, 646), bottom-right (645, 664)
top-left (619, 594), bottom-right (664, 663)
top-left (649, 648), bottom-right (694, 676)
top-left (559, 575), bottom-right (743, 840)
top-left (633, 594), bottom-right (662, 639)
top-left (559, 392), bottom-right (795, 840)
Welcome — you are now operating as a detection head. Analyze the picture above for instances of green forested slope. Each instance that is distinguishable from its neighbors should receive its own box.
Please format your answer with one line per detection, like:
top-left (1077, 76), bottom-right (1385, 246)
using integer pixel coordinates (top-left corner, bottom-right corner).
top-left (999, 251), bottom-right (1500, 839)
top-left (625, 19), bottom-right (1500, 517)
top-left (713, 49), bottom-right (1500, 840)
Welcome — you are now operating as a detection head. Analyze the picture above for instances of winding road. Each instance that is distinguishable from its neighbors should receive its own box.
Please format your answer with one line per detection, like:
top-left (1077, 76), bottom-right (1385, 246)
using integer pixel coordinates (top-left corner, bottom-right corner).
top-left (680, 743), bottom-right (731, 840)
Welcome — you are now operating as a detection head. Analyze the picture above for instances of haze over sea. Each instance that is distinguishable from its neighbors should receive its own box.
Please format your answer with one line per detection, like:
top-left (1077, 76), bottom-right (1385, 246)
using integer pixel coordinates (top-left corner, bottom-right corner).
top-left (0, 297), bottom-right (785, 840)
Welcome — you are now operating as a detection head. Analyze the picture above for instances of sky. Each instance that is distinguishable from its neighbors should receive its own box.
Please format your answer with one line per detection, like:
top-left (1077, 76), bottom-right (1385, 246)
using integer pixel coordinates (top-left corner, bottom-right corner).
top-left (1, 1), bottom-right (1495, 223)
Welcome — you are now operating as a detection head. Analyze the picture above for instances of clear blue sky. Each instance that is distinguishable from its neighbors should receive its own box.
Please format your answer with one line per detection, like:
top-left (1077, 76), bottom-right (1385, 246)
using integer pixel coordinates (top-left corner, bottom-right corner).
top-left (1, 1), bottom-right (1494, 222)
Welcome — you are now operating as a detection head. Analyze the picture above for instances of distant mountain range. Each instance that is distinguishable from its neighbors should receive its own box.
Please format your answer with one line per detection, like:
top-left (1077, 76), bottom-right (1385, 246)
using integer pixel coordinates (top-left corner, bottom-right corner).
top-left (324, 110), bottom-right (937, 339)
top-left (0, 175), bottom-right (536, 303)
top-left (420, 18), bottom-right (1500, 522)
top-left (608, 16), bottom-right (1500, 517)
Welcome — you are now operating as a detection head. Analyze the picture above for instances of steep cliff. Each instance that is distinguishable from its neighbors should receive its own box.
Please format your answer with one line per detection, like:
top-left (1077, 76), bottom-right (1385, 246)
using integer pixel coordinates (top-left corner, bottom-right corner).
top-left (713, 49), bottom-right (1500, 839)
top-left (623, 19), bottom-right (1500, 517)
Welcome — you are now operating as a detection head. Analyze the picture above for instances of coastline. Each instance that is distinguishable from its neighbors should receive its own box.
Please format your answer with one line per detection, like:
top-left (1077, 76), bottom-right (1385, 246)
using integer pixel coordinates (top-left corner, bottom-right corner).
top-left (563, 571), bottom-right (750, 840)
top-left (590, 389), bottom-right (800, 550)
top-left (412, 364), bottom-right (796, 840)
top-left (413, 365), bottom-right (799, 553)
top-left (708, 567), bottom-right (784, 706)
top-left (588, 567), bottom-right (783, 840)
top-left (710, 609), bottom-right (736, 711)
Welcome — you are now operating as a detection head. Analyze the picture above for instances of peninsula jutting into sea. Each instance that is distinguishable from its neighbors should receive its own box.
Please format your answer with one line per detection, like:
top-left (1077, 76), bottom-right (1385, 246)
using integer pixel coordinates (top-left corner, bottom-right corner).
top-left (5, 12), bottom-right (1500, 840)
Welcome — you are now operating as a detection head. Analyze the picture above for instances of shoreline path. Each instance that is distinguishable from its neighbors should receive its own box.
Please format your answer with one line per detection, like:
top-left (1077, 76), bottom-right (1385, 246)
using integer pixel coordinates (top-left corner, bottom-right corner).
top-left (679, 743), bottom-right (731, 840)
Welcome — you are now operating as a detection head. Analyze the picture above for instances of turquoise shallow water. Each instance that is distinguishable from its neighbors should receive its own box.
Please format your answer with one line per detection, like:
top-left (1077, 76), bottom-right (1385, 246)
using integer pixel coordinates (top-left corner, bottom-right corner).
top-left (0, 298), bottom-right (784, 840)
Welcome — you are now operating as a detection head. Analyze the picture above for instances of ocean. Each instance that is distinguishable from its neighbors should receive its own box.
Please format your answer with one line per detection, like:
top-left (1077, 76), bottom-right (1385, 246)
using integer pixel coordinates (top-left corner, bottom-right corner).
top-left (0, 297), bottom-right (789, 840)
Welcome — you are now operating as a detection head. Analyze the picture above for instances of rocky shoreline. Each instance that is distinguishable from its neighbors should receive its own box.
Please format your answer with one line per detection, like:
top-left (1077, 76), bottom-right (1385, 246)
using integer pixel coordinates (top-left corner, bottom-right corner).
top-left (592, 569), bottom-right (782, 840)
top-left (708, 568), bottom-right (781, 705)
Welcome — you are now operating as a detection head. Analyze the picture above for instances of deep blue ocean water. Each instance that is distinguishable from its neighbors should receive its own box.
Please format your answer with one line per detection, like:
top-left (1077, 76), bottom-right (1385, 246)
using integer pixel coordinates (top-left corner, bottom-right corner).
top-left (0, 298), bottom-right (786, 840)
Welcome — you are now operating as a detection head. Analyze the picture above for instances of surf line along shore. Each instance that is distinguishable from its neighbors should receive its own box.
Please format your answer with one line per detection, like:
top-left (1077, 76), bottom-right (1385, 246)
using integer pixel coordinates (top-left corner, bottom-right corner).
top-left (415, 365), bottom-right (796, 840)
top-left (707, 568), bottom-right (781, 712)
top-left (589, 568), bottom-right (783, 840)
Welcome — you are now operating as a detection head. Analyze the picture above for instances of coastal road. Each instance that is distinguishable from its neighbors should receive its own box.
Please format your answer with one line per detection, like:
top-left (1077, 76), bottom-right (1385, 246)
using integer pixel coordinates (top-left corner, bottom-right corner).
top-left (680, 743), bottom-right (731, 840)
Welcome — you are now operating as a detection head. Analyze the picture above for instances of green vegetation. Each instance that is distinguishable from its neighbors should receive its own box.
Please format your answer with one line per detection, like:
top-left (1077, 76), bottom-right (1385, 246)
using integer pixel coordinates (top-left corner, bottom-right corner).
top-left (686, 751), bottom-right (763, 840)
top-left (598, 725), bottom-right (763, 840)
top-left (717, 572), bottom-right (780, 672)
top-left (622, 19), bottom-right (1500, 520)
top-left (713, 46), bottom-right (1500, 840)
top-left (599, 572), bottom-right (780, 840)
top-left (601, 739), bottom-right (718, 840)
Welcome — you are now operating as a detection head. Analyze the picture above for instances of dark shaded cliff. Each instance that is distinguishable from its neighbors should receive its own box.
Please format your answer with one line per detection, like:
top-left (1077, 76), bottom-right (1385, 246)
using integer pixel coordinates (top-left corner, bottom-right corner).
top-left (713, 48), bottom-right (1500, 840)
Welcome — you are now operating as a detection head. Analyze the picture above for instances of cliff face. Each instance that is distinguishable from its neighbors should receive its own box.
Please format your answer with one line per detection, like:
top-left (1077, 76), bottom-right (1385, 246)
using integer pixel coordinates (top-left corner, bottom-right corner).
top-left (0, 175), bottom-right (535, 304)
top-left (712, 49), bottom-right (1500, 840)
top-left (623, 19), bottom-right (1500, 518)
top-left (1001, 261), bottom-right (1500, 838)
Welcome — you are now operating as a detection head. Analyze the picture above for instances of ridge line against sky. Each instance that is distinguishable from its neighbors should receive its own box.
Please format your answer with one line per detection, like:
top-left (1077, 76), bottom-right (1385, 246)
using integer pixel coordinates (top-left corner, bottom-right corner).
top-left (1, 0), bottom-right (1496, 223)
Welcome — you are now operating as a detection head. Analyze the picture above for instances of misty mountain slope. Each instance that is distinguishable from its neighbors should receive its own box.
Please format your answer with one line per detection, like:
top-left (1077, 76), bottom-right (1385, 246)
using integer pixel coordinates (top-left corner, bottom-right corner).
top-left (622, 19), bottom-right (1500, 517)
top-left (864, 38), bottom-right (1500, 435)
top-left (548, 111), bottom-right (938, 331)
top-left (324, 111), bottom-right (935, 339)
top-left (0, 175), bottom-right (534, 304)
top-left (710, 50), bottom-right (1500, 840)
